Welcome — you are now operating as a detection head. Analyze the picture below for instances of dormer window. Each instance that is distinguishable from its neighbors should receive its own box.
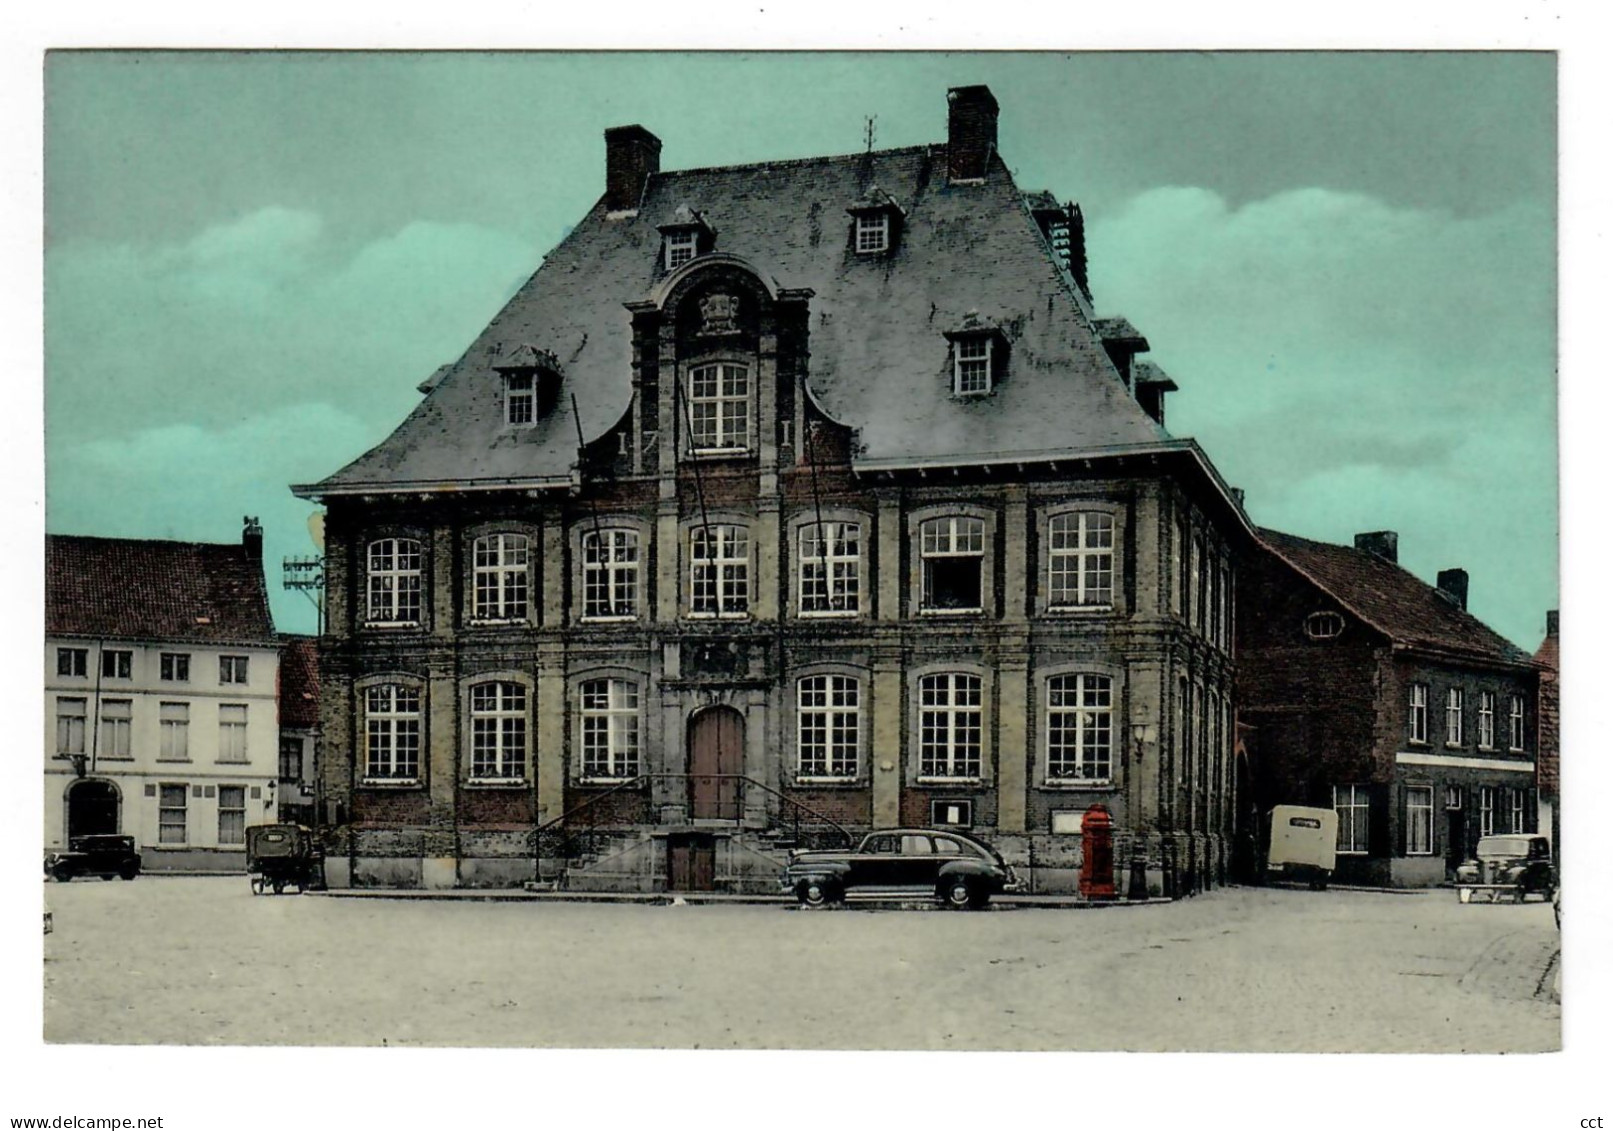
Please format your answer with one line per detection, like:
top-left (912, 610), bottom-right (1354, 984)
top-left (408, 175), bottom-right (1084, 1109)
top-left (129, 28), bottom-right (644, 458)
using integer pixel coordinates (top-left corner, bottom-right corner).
top-left (956, 338), bottom-right (992, 395)
top-left (659, 206), bottom-right (715, 272)
top-left (666, 230), bottom-right (698, 270)
top-left (494, 345), bottom-right (562, 426)
top-left (847, 190), bottom-right (903, 257)
top-left (855, 212), bottom-right (889, 254)
top-left (505, 373), bottom-right (535, 426)
top-left (944, 318), bottom-right (1006, 398)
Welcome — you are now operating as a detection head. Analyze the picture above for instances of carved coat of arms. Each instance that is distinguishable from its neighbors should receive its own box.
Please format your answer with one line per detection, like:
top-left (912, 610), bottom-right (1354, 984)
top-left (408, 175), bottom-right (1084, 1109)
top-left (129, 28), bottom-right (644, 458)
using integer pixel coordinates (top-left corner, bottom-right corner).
top-left (697, 292), bottom-right (741, 336)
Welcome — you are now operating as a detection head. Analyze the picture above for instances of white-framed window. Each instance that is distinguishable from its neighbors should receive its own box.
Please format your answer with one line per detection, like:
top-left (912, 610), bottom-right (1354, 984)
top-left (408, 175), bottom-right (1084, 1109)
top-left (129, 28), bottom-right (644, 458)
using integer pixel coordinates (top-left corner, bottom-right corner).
top-left (919, 673), bottom-right (983, 781)
top-left (1478, 691), bottom-right (1496, 749)
top-left (1046, 674), bottom-right (1113, 784)
top-left (1406, 785), bottom-right (1434, 855)
top-left (99, 698), bottom-right (132, 760)
top-left (1334, 784), bottom-right (1370, 855)
top-left (158, 784), bottom-right (187, 845)
top-left (217, 704), bottom-right (248, 763)
top-left (579, 678), bottom-right (639, 781)
top-left (1509, 788), bottom-right (1526, 834)
top-left (1408, 683), bottom-right (1428, 744)
top-left (472, 533), bottom-right (530, 621)
top-left (220, 655), bottom-right (249, 685)
top-left (160, 652), bottom-right (190, 682)
top-left (102, 649), bottom-right (132, 680)
top-left (57, 647), bottom-right (88, 678)
top-left (954, 337), bottom-right (992, 396)
top-left (158, 702), bottom-right (190, 762)
top-left (1479, 785), bottom-right (1496, 837)
top-left (367, 538), bottom-right (424, 625)
top-left (687, 363), bottom-right (750, 452)
top-left (1508, 694), bottom-right (1525, 751)
top-left (799, 521), bottom-right (861, 615)
top-left (1444, 687), bottom-right (1464, 747)
top-left (665, 230), bottom-right (697, 270)
top-left (470, 681), bottom-right (527, 782)
top-left (365, 684), bottom-right (422, 782)
top-left (1047, 511), bottom-right (1114, 610)
top-left (505, 372), bottom-right (535, 426)
top-left (797, 675), bottom-right (860, 780)
top-left (854, 212), bottom-right (890, 254)
top-left (920, 515), bottom-right (986, 613)
top-left (218, 785), bottom-right (246, 846)
top-left (582, 529), bottom-right (639, 619)
top-left (690, 524), bottom-right (749, 617)
top-left (55, 697), bottom-right (86, 758)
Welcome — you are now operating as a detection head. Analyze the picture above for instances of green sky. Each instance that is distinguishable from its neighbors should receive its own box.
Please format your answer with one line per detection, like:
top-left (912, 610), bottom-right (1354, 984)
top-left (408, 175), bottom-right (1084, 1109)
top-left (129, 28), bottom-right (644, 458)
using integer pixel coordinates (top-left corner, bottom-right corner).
top-left (42, 51), bottom-right (1557, 646)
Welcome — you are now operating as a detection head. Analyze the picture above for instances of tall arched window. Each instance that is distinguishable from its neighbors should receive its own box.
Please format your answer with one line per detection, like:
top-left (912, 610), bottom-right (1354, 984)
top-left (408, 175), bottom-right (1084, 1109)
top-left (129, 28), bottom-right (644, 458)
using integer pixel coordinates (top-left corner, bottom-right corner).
top-left (472, 534), bottom-right (529, 621)
top-left (690, 524), bottom-right (749, 617)
top-left (469, 681), bottom-right (527, 781)
top-left (919, 673), bottom-right (983, 780)
top-left (1047, 511), bottom-right (1114, 609)
top-left (364, 684), bottom-right (422, 782)
top-left (686, 362), bottom-right (750, 453)
top-left (579, 679), bottom-right (640, 781)
top-left (919, 516), bottom-right (986, 612)
top-left (1046, 674), bottom-right (1113, 784)
top-left (367, 538), bottom-right (423, 625)
top-left (797, 675), bottom-right (860, 780)
top-left (582, 529), bottom-right (640, 619)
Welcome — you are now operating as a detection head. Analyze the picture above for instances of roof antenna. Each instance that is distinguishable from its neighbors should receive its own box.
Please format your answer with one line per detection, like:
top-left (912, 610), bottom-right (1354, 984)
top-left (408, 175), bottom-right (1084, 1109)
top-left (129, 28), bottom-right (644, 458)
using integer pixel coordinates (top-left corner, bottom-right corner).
top-left (864, 115), bottom-right (877, 153)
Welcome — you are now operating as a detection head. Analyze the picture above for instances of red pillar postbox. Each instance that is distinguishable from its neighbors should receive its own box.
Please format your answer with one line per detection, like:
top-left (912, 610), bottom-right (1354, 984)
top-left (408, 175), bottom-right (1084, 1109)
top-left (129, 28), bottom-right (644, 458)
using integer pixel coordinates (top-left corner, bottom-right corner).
top-left (1079, 804), bottom-right (1117, 900)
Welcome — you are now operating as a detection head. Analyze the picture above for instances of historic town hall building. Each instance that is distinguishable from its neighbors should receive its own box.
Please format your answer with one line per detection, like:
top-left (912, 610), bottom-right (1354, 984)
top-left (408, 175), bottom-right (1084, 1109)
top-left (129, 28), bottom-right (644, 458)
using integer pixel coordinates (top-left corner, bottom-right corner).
top-left (294, 86), bottom-right (1251, 893)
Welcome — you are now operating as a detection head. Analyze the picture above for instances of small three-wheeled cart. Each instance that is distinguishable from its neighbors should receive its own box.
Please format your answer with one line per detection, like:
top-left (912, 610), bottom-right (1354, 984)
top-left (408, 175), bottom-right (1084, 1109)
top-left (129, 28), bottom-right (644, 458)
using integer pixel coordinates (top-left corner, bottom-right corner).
top-left (246, 824), bottom-right (325, 895)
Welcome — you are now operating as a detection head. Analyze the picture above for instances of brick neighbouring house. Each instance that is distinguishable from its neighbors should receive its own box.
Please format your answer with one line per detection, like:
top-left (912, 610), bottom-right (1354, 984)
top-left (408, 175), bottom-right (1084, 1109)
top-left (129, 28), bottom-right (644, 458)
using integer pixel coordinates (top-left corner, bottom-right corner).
top-left (1533, 610), bottom-right (1559, 864)
top-left (292, 85), bottom-right (1252, 895)
top-left (1236, 528), bottom-right (1542, 888)
top-left (277, 635), bottom-right (321, 826)
top-left (44, 521), bottom-right (281, 869)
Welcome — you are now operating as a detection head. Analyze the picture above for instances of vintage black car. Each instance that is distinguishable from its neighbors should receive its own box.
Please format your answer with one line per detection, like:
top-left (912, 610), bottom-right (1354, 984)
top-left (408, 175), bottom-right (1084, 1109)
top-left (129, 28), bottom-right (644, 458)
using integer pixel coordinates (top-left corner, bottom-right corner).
top-left (1454, 834), bottom-right (1556, 904)
top-left (45, 834), bottom-right (141, 882)
top-left (246, 823), bottom-right (324, 894)
top-left (780, 828), bottom-right (1019, 909)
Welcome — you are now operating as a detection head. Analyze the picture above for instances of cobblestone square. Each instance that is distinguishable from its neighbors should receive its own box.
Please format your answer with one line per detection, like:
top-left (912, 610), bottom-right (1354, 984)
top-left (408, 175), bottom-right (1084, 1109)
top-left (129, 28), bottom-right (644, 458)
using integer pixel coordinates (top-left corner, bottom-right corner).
top-left (43, 877), bottom-right (1559, 1051)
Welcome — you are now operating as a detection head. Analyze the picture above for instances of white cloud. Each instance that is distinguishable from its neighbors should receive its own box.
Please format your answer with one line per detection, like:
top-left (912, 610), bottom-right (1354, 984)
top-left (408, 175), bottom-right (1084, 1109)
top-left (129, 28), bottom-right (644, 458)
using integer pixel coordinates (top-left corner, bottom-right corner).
top-left (47, 402), bottom-right (377, 634)
top-left (1088, 186), bottom-right (1556, 647)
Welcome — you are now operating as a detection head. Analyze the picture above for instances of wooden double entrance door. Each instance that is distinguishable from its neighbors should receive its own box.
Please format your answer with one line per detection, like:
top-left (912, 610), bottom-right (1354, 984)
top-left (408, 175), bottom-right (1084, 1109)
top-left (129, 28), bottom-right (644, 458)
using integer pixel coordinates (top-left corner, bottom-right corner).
top-left (668, 707), bottom-right (745, 893)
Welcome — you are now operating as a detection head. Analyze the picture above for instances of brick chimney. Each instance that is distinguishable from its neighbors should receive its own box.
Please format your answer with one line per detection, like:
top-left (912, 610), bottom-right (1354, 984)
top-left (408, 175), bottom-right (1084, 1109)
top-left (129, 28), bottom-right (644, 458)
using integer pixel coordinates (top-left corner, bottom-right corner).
top-left (242, 515), bottom-right (263, 561)
top-left (604, 125), bottom-right (661, 214)
top-left (1353, 530), bottom-right (1398, 564)
top-left (947, 85), bottom-right (999, 184)
top-left (1546, 608), bottom-right (1559, 637)
top-left (1436, 568), bottom-right (1469, 611)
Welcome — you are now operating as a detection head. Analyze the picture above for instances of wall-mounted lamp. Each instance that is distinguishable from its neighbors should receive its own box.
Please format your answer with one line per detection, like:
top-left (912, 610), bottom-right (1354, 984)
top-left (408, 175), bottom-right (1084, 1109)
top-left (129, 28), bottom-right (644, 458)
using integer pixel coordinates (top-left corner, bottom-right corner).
top-left (1131, 723), bottom-right (1156, 762)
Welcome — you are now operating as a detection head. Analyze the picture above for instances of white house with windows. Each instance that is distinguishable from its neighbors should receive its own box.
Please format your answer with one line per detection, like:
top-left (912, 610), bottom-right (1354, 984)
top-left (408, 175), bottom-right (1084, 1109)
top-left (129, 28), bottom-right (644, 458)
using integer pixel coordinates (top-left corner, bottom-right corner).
top-left (293, 86), bottom-right (1248, 894)
top-left (44, 524), bottom-right (281, 869)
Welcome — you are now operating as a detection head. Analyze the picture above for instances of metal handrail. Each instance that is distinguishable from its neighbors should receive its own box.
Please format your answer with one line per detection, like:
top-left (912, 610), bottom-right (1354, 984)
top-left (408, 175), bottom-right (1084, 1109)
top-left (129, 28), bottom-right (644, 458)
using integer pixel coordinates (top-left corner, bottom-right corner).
top-left (531, 772), bottom-right (856, 878)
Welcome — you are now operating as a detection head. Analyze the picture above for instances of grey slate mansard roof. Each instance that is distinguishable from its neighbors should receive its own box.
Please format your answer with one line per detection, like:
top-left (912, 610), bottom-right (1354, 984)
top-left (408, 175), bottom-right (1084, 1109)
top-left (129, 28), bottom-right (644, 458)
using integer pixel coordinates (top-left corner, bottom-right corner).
top-left (300, 144), bottom-right (1173, 497)
top-left (46, 534), bottom-right (276, 646)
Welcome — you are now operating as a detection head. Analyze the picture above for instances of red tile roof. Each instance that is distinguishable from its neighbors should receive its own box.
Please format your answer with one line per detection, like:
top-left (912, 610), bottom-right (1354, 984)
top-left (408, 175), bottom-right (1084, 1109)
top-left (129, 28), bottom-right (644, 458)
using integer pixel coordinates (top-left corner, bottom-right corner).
top-left (277, 635), bottom-right (320, 729)
top-left (46, 534), bottom-right (275, 645)
top-left (1257, 528), bottom-right (1534, 666)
